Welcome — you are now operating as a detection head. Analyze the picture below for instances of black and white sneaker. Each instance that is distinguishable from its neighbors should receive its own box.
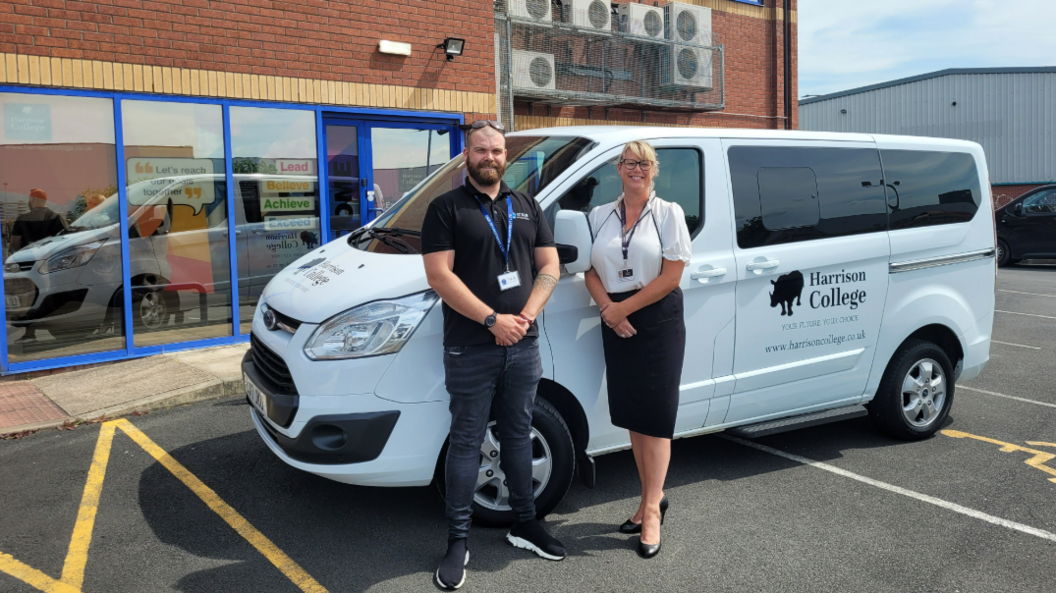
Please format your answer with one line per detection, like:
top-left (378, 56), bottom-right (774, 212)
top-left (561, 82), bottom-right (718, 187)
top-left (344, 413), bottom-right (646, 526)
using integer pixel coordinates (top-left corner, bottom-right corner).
top-left (505, 519), bottom-right (566, 561)
top-left (435, 538), bottom-right (470, 590)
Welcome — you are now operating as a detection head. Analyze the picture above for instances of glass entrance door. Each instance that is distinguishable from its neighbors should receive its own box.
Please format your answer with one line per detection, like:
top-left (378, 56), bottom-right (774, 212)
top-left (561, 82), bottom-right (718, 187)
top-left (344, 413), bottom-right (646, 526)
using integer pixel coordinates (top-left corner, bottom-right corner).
top-left (322, 119), bottom-right (459, 241)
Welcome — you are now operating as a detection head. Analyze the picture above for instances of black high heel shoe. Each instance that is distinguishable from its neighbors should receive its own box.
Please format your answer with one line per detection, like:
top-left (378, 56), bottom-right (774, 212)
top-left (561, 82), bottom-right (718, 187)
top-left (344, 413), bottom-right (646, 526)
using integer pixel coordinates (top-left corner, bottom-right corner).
top-left (637, 538), bottom-right (662, 559)
top-left (618, 496), bottom-right (668, 534)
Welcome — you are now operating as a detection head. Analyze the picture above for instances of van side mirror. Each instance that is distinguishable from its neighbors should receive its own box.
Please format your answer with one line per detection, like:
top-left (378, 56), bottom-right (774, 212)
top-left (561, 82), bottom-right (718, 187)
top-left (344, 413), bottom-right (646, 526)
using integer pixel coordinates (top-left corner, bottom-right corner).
top-left (1012, 202), bottom-right (1023, 216)
top-left (554, 210), bottom-right (592, 274)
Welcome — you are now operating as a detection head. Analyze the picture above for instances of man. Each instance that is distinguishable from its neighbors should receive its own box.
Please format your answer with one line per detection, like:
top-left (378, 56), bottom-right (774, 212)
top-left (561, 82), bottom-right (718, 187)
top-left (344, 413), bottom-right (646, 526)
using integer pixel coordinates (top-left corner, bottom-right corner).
top-left (10, 188), bottom-right (69, 252)
top-left (422, 121), bottom-right (564, 590)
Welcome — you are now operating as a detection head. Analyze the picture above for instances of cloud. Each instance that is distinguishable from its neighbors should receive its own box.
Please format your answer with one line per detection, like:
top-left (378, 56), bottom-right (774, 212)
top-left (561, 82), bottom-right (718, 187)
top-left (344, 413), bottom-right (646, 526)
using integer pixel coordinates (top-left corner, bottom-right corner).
top-left (799, 0), bottom-right (1056, 97)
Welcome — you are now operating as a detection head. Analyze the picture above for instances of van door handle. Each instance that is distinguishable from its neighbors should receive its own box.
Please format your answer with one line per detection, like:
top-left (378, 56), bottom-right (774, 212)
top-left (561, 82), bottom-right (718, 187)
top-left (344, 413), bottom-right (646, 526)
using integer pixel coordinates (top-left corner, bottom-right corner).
top-left (746, 259), bottom-right (780, 271)
top-left (690, 267), bottom-right (727, 282)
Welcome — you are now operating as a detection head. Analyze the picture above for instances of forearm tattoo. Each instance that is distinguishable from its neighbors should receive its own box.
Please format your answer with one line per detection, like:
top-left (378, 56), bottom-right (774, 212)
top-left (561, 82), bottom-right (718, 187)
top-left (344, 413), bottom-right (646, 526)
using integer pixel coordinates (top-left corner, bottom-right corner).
top-left (534, 273), bottom-right (559, 294)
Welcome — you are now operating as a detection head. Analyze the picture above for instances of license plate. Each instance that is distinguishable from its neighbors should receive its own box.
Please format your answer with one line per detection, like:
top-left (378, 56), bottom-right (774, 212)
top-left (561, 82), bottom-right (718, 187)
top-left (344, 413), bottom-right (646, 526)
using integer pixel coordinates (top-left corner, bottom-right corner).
top-left (244, 374), bottom-right (267, 415)
top-left (5, 295), bottom-right (20, 308)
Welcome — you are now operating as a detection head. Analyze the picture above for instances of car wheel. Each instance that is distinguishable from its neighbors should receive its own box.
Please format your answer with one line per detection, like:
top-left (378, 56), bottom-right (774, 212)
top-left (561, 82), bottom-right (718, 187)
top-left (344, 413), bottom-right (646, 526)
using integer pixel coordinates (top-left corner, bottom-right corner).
top-left (436, 398), bottom-right (575, 527)
top-left (867, 339), bottom-right (954, 440)
top-left (133, 285), bottom-right (168, 330)
top-left (996, 239), bottom-right (1012, 267)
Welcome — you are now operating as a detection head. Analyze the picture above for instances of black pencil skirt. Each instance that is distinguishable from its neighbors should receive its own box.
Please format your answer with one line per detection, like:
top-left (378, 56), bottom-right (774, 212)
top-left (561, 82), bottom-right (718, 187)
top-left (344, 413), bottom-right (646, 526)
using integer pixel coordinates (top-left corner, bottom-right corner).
top-left (601, 287), bottom-right (686, 439)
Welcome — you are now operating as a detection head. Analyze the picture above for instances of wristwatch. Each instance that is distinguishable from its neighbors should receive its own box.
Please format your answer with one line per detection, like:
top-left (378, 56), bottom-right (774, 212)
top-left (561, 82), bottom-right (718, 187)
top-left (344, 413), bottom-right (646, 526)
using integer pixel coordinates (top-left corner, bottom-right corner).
top-left (484, 311), bottom-right (497, 328)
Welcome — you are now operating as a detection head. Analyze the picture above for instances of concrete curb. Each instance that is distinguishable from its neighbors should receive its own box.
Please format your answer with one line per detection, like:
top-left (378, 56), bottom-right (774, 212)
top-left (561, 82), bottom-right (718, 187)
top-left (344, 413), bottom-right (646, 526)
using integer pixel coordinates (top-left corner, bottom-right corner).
top-left (1, 375), bottom-right (246, 436)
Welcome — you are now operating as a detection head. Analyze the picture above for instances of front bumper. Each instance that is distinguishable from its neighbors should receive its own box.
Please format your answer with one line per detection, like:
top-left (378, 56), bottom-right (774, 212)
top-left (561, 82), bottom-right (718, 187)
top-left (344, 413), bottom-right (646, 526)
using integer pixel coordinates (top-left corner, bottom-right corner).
top-left (253, 408), bottom-right (400, 465)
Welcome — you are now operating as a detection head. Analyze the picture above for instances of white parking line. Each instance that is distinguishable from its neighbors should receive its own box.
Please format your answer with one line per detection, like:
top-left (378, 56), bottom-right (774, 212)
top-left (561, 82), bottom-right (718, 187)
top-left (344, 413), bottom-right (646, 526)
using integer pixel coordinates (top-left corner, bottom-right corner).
top-left (995, 310), bottom-right (1056, 320)
top-left (999, 289), bottom-right (1056, 299)
top-left (959, 385), bottom-right (1056, 409)
top-left (991, 340), bottom-right (1042, 350)
top-left (721, 435), bottom-right (1056, 544)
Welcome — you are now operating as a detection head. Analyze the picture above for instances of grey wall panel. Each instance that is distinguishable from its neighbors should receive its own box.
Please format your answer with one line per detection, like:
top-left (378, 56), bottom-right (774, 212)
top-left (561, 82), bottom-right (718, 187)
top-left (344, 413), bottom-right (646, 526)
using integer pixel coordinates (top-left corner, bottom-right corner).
top-left (799, 72), bottom-right (1056, 184)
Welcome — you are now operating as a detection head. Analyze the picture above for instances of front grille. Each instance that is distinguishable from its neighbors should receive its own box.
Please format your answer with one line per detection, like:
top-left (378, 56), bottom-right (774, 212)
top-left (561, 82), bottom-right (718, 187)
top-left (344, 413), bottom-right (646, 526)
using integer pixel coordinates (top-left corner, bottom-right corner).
top-left (5, 277), bottom-right (36, 297)
top-left (270, 306), bottom-right (301, 334)
top-left (250, 333), bottom-right (297, 395)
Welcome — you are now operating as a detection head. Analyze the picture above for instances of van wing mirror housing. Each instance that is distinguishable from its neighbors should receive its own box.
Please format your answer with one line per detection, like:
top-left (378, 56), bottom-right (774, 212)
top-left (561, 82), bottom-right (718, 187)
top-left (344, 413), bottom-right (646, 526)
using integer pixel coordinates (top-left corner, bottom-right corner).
top-left (554, 209), bottom-right (592, 274)
top-left (1012, 202), bottom-right (1023, 216)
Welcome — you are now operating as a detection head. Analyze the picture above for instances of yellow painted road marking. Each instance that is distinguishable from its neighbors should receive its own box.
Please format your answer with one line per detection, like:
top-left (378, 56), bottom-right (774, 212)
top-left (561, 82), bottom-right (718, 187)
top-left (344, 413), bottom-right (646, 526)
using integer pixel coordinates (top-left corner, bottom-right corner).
top-left (943, 429), bottom-right (1056, 484)
top-left (111, 419), bottom-right (329, 593)
top-left (1, 418), bottom-right (328, 593)
top-left (0, 552), bottom-right (83, 593)
top-left (61, 422), bottom-right (115, 589)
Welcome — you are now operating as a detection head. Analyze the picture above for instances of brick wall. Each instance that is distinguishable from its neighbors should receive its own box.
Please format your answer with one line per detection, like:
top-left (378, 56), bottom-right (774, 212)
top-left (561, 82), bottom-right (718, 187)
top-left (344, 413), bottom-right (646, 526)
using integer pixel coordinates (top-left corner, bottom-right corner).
top-left (0, 0), bottom-right (495, 95)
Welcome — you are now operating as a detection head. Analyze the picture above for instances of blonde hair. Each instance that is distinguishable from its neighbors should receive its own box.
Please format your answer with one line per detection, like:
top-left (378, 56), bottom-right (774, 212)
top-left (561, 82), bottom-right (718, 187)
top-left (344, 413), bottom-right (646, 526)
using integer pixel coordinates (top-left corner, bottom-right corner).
top-left (85, 193), bottom-right (106, 210)
top-left (619, 140), bottom-right (660, 192)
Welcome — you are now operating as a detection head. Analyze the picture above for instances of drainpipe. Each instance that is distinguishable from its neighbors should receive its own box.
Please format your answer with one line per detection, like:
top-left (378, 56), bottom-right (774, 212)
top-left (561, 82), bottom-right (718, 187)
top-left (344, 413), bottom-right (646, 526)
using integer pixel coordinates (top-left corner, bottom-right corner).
top-left (783, 0), bottom-right (793, 130)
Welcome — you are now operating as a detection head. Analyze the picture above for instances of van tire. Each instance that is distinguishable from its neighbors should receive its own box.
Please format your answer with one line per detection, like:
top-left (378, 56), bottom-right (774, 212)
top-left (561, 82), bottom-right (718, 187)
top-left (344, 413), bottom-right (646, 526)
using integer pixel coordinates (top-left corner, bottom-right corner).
top-left (132, 283), bottom-right (169, 330)
top-left (868, 339), bottom-right (954, 440)
top-left (996, 240), bottom-right (1012, 267)
top-left (436, 398), bottom-right (575, 528)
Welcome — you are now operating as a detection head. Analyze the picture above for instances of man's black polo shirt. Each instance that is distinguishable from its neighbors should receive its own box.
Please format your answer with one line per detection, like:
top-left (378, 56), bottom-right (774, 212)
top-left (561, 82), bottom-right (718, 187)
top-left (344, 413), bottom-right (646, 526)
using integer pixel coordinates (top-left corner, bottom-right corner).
top-left (421, 179), bottom-right (555, 347)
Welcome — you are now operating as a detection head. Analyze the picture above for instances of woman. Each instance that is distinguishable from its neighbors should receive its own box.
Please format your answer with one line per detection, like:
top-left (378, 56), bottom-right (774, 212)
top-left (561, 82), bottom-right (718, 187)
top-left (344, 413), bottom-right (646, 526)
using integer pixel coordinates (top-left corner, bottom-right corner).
top-left (584, 140), bottom-right (691, 559)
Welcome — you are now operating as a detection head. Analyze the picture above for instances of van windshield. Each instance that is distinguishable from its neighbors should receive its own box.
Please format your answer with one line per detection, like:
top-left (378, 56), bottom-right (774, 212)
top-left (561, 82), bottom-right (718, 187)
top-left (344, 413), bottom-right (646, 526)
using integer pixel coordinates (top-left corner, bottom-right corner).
top-left (350, 135), bottom-right (596, 254)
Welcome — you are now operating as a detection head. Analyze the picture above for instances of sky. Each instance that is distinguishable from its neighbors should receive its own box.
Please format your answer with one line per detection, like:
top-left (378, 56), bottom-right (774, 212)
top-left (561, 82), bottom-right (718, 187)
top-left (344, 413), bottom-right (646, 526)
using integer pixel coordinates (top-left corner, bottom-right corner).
top-left (798, 0), bottom-right (1056, 98)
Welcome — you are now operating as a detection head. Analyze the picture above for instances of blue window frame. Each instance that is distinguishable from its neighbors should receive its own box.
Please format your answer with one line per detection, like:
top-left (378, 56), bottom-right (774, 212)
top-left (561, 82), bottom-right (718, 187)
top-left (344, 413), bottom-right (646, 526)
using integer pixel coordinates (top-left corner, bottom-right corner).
top-left (0, 84), bottom-right (463, 374)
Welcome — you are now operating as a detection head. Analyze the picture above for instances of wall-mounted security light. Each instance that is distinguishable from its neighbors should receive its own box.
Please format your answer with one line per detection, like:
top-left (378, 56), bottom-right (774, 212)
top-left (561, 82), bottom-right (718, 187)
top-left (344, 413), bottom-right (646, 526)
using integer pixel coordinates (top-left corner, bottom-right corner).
top-left (378, 40), bottom-right (412, 56)
top-left (437, 38), bottom-right (465, 61)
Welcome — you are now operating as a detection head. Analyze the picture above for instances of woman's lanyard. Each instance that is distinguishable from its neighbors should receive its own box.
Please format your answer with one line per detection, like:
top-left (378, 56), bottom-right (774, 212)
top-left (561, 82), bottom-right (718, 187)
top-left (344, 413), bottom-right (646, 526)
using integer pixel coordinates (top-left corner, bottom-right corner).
top-left (618, 199), bottom-right (649, 265)
top-left (473, 195), bottom-right (514, 271)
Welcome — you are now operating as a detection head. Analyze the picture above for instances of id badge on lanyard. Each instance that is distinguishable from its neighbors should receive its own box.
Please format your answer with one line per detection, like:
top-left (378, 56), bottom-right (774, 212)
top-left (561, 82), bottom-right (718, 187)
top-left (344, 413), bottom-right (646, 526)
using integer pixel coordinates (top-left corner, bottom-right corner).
top-left (475, 195), bottom-right (521, 291)
top-left (616, 200), bottom-right (646, 284)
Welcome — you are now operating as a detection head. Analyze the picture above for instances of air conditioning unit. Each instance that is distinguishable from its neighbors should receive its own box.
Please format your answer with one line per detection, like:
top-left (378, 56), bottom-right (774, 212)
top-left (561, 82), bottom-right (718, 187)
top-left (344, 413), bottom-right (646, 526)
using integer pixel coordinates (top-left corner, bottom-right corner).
top-left (509, 0), bottom-right (552, 25)
top-left (512, 50), bottom-right (556, 91)
top-left (660, 44), bottom-right (713, 89)
top-left (570, 0), bottom-right (612, 34)
top-left (664, 3), bottom-right (712, 46)
top-left (618, 3), bottom-right (665, 40)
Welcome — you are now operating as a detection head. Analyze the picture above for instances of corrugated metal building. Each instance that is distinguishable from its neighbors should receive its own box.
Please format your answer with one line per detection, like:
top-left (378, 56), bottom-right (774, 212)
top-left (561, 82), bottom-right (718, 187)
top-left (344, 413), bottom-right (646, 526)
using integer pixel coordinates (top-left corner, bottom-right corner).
top-left (799, 67), bottom-right (1056, 206)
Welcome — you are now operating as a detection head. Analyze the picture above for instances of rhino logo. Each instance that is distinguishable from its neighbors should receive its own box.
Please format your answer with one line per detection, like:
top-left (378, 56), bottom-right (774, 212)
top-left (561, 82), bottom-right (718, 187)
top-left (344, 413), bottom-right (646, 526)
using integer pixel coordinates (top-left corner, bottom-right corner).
top-left (770, 270), bottom-right (804, 316)
top-left (300, 230), bottom-right (319, 249)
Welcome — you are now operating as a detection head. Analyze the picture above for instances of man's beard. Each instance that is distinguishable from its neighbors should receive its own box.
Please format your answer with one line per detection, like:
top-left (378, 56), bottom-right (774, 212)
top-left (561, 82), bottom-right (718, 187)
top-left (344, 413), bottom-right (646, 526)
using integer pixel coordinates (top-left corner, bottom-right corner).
top-left (467, 158), bottom-right (506, 186)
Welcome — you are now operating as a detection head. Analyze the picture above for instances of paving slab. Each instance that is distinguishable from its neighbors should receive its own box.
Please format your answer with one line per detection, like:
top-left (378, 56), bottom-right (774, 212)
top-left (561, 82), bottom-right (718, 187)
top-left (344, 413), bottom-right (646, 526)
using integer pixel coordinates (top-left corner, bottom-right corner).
top-left (0, 343), bottom-right (249, 435)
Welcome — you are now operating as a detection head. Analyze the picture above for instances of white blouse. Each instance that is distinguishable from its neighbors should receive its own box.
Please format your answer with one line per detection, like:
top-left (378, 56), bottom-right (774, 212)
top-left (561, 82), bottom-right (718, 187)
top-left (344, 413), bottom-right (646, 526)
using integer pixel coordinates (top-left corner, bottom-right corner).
top-left (588, 192), bottom-right (692, 293)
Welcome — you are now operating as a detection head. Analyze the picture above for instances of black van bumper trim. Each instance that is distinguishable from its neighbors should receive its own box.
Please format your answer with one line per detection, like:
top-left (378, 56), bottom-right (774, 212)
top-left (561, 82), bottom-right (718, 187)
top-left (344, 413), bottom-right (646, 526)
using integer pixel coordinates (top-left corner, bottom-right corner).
top-left (254, 408), bottom-right (401, 465)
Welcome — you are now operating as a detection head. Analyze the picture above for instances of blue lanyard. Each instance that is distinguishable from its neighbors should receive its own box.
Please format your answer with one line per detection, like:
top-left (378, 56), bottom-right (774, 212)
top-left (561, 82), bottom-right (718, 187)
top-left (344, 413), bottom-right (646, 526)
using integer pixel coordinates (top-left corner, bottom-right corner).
top-left (473, 195), bottom-right (514, 272)
top-left (618, 199), bottom-right (649, 263)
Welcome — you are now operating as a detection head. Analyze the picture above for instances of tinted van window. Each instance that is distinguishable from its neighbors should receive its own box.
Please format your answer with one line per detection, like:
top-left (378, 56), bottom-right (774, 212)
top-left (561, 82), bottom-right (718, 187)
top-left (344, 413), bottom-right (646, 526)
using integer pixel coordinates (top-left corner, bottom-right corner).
top-left (730, 146), bottom-right (888, 248)
top-left (881, 150), bottom-right (981, 229)
top-left (558, 148), bottom-right (703, 234)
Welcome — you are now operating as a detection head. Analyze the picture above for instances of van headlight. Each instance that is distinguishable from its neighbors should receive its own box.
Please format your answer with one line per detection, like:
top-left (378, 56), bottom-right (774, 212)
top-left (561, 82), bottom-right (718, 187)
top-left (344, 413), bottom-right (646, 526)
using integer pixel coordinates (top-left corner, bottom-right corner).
top-left (304, 290), bottom-right (438, 360)
top-left (39, 242), bottom-right (103, 274)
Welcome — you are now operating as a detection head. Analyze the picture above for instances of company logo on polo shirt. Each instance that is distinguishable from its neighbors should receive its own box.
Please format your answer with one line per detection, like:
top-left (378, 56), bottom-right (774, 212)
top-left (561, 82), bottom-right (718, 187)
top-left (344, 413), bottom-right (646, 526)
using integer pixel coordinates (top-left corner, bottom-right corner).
top-left (513, 212), bottom-right (531, 221)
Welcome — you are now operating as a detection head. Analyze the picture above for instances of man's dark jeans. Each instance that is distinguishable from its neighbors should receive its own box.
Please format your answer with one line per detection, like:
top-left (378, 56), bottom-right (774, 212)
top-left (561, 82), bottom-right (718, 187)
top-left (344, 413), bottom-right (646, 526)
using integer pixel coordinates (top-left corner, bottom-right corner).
top-left (443, 337), bottom-right (541, 540)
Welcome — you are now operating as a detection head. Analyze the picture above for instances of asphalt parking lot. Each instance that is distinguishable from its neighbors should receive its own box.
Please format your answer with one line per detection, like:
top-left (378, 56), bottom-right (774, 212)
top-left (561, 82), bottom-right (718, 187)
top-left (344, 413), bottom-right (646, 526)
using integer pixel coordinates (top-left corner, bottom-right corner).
top-left (2, 262), bottom-right (1054, 593)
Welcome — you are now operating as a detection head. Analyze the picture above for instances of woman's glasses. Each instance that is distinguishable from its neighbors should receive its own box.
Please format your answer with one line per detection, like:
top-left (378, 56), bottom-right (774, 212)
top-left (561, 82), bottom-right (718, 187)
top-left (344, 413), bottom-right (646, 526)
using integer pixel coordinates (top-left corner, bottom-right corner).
top-left (620, 159), bottom-right (654, 171)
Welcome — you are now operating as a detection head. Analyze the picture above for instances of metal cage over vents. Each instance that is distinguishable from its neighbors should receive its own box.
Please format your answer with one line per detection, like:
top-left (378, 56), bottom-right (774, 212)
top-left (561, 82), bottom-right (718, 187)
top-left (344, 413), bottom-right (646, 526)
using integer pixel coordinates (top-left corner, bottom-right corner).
top-left (494, 0), bottom-right (725, 129)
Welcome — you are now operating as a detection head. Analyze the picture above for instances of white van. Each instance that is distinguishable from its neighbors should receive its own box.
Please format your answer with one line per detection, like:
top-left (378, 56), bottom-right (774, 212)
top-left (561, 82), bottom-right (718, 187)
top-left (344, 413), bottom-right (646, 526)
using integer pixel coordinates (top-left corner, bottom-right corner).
top-left (245, 127), bottom-right (995, 524)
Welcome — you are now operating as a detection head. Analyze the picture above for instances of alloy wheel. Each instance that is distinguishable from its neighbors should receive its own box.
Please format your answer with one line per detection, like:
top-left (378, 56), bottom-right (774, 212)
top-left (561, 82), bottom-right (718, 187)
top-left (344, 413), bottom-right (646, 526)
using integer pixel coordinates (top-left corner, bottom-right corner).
top-left (901, 358), bottom-right (947, 428)
top-left (474, 422), bottom-right (552, 512)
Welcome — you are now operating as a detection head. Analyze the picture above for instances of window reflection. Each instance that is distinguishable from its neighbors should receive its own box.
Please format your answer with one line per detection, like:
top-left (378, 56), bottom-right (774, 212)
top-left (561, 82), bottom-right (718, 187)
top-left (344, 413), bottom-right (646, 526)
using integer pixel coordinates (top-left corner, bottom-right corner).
top-left (231, 107), bottom-right (318, 332)
top-left (1, 93), bottom-right (125, 362)
top-left (121, 100), bottom-right (232, 347)
top-left (370, 128), bottom-right (451, 211)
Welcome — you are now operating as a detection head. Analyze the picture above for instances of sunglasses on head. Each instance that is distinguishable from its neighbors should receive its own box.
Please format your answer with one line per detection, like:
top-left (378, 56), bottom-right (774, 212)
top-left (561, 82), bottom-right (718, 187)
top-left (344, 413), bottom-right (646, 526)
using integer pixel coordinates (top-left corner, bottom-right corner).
top-left (469, 120), bottom-right (505, 133)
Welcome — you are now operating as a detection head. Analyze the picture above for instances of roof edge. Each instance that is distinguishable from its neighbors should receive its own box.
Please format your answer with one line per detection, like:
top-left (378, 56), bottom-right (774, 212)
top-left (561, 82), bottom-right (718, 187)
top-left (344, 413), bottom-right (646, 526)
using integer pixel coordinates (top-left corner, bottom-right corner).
top-left (799, 66), bottom-right (1056, 105)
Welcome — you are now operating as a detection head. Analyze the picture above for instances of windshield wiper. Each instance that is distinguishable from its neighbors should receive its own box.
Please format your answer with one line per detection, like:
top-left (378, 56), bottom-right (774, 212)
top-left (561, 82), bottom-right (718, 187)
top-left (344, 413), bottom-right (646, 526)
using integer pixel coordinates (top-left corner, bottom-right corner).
top-left (369, 227), bottom-right (421, 237)
top-left (365, 227), bottom-right (419, 254)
